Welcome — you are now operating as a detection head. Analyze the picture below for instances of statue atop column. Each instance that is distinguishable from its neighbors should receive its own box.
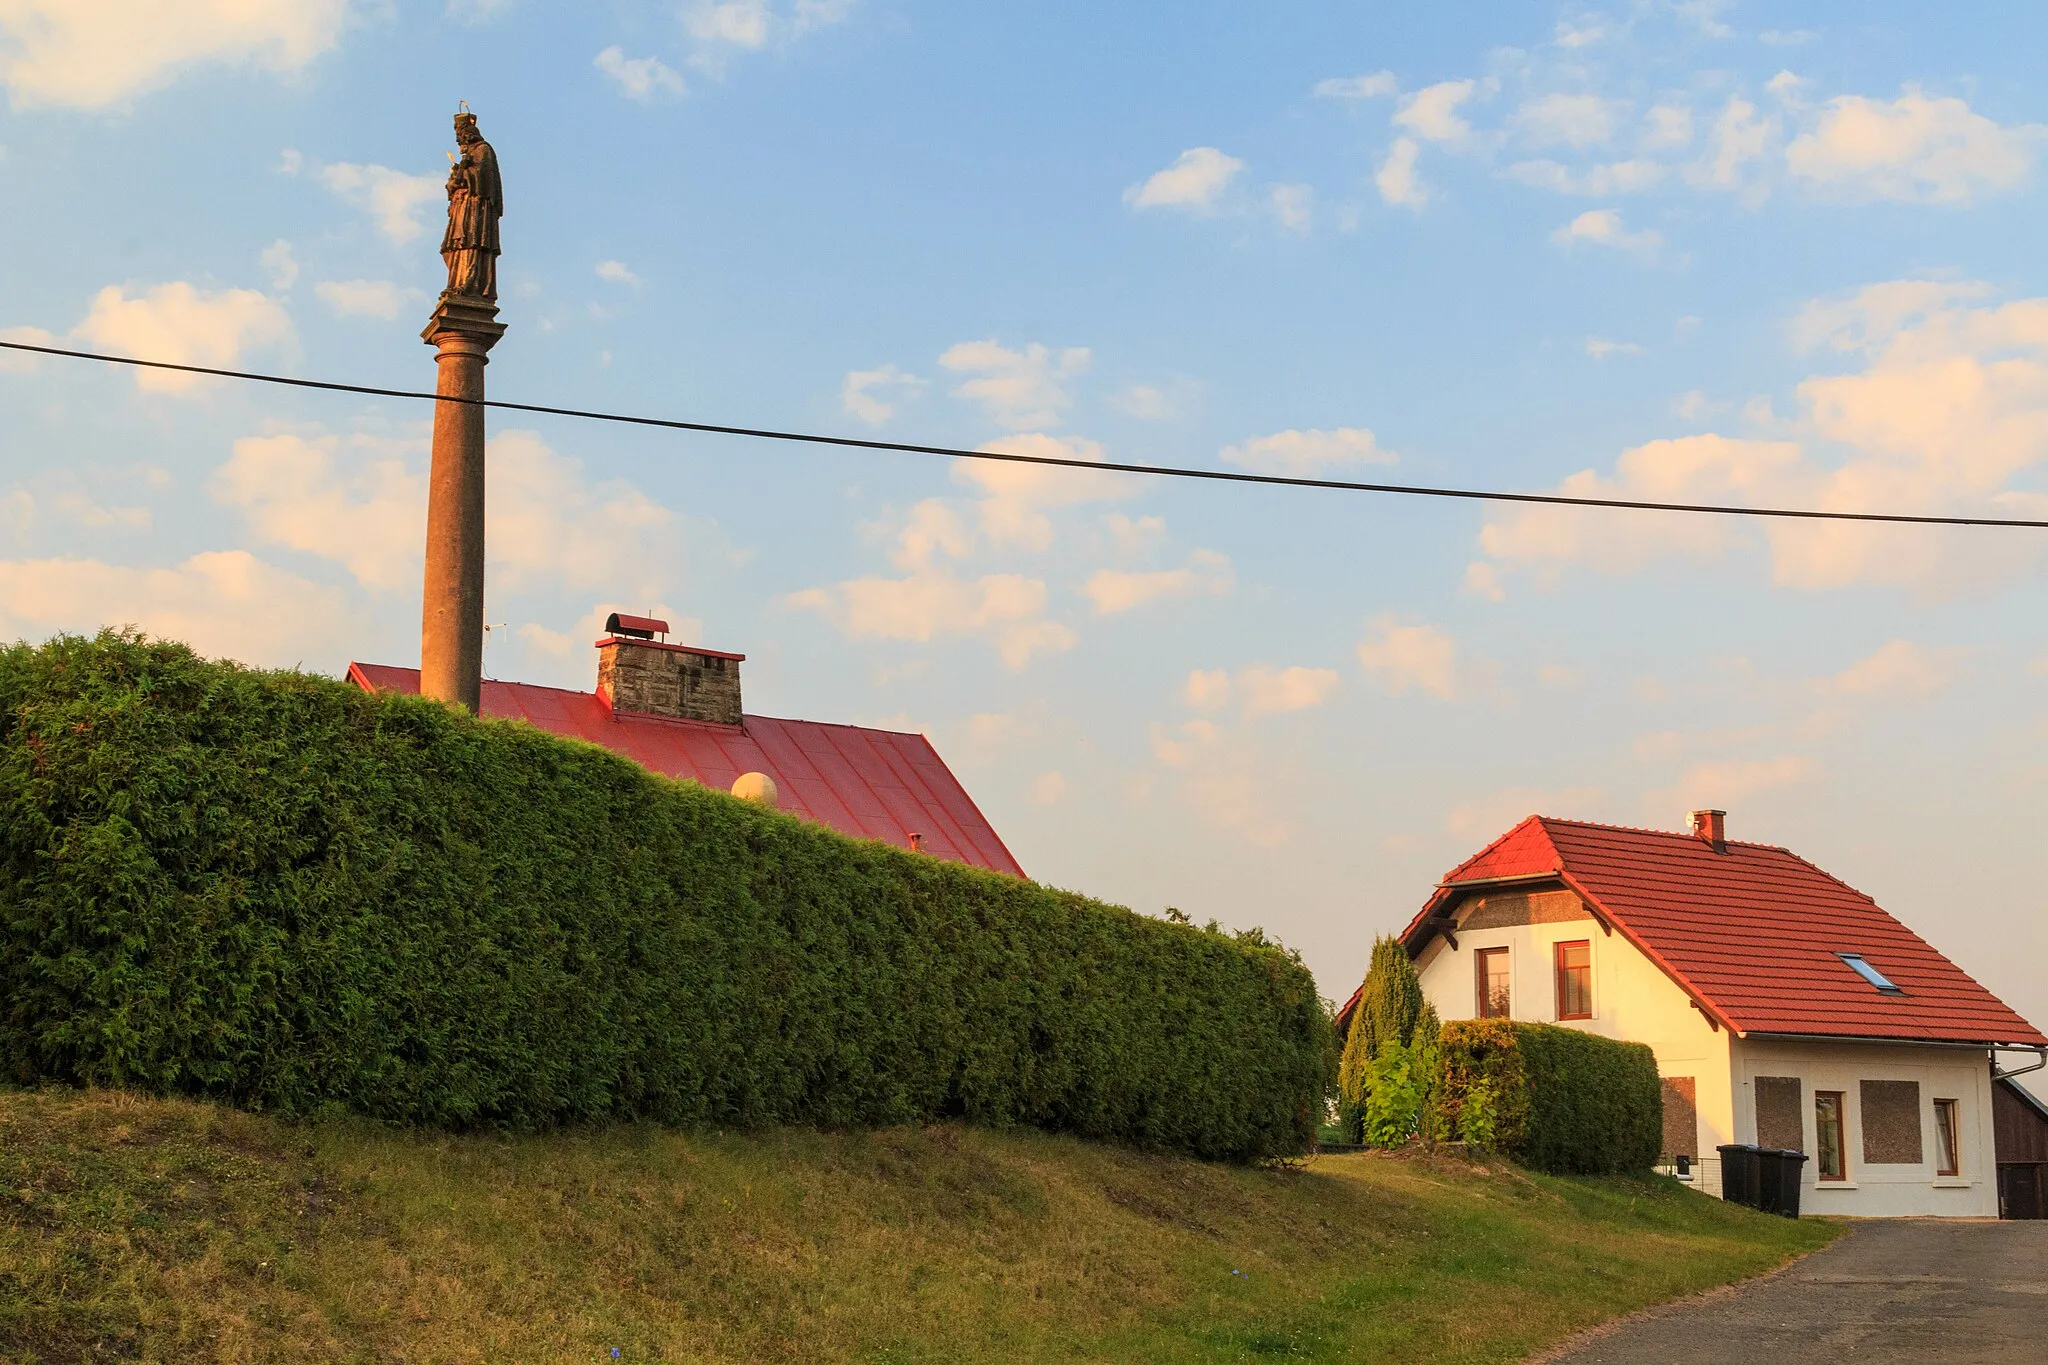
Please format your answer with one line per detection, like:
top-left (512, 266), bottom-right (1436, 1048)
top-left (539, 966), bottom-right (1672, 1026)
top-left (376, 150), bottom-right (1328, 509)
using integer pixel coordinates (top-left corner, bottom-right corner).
top-left (440, 105), bottom-right (502, 300)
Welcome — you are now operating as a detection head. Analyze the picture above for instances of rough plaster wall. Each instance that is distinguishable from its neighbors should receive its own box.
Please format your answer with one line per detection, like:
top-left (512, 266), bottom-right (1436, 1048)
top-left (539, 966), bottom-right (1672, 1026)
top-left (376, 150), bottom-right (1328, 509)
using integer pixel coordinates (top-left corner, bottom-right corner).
top-left (1662, 1076), bottom-right (1698, 1158)
top-left (1861, 1079), bottom-right (1924, 1165)
top-left (1755, 1075), bottom-right (1803, 1151)
top-left (1459, 889), bottom-right (1590, 931)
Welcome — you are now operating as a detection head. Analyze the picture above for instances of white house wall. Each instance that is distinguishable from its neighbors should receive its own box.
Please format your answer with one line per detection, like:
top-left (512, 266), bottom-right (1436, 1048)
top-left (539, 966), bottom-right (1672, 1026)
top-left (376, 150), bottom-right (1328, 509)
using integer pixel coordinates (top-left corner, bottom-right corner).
top-left (1732, 1037), bottom-right (1998, 1219)
top-left (1412, 891), bottom-right (1736, 1195)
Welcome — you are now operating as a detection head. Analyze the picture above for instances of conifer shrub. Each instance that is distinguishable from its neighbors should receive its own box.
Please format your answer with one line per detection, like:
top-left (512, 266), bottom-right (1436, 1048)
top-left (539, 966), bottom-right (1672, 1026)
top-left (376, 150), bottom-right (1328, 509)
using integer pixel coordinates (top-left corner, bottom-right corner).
top-left (0, 632), bottom-right (1330, 1161)
top-left (1428, 1019), bottom-right (1660, 1174)
top-left (1336, 936), bottom-right (1438, 1145)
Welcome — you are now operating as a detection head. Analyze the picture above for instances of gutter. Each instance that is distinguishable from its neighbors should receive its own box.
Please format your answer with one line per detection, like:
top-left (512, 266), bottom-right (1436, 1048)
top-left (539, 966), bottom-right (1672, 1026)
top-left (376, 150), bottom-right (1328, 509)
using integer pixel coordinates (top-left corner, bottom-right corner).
top-left (1742, 1031), bottom-right (2015, 1051)
top-left (1993, 1045), bottom-right (2048, 1082)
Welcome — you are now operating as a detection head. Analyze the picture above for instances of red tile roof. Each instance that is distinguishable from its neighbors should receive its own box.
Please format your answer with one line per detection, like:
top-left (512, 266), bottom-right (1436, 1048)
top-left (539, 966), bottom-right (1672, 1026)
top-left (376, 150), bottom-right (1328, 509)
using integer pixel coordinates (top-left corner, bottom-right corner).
top-left (1395, 815), bottom-right (2044, 1048)
top-left (347, 663), bottom-right (1025, 878)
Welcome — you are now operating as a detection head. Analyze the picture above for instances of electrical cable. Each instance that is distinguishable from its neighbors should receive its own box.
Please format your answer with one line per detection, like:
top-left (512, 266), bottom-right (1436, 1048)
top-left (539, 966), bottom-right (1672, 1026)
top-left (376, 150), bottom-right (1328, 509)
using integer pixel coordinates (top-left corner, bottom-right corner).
top-left (4, 337), bottom-right (2045, 529)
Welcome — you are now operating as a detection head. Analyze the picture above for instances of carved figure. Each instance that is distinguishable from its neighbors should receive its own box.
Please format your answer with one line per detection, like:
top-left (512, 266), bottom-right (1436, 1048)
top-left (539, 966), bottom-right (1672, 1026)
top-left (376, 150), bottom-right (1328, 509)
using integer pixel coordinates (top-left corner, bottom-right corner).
top-left (440, 107), bottom-right (502, 299)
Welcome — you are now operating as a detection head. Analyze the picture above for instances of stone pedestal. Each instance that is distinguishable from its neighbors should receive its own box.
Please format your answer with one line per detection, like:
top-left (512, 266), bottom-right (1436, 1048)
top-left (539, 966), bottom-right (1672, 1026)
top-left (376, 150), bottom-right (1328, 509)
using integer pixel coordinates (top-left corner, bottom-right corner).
top-left (419, 294), bottom-right (506, 713)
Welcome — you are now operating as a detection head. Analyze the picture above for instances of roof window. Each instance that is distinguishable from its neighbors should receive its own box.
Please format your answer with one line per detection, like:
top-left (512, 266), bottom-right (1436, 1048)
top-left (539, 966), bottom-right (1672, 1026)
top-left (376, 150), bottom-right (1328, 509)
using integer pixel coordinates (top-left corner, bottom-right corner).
top-left (1837, 952), bottom-right (1904, 995)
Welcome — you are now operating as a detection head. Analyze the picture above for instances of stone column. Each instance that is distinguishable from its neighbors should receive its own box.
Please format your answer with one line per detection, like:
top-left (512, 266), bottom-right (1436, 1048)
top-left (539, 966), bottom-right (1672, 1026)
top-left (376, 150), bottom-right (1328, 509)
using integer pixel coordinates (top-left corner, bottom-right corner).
top-left (419, 296), bottom-right (505, 712)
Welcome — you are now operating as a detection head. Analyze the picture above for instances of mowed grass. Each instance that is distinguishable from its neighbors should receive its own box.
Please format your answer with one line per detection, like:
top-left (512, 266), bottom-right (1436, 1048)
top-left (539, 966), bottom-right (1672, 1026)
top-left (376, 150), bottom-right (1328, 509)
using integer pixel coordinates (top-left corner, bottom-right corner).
top-left (0, 1087), bottom-right (1835, 1364)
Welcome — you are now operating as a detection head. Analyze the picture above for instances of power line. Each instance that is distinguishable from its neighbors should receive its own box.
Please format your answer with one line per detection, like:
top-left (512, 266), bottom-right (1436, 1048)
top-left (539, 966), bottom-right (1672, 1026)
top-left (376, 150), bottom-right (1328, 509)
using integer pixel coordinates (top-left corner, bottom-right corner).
top-left (5, 337), bottom-right (2045, 530)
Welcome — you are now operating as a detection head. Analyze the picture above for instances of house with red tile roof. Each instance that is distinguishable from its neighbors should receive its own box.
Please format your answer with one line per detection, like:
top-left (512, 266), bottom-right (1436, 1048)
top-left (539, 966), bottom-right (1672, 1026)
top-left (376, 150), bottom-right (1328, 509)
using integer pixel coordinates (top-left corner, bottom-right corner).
top-left (1349, 810), bottom-right (2047, 1218)
top-left (349, 619), bottom-right (1023, 878)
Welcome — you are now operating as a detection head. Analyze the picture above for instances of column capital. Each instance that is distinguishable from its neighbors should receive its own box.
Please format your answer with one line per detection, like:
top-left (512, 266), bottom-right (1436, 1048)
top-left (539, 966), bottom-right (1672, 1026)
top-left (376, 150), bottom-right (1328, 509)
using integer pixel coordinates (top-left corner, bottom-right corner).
top-left (421, 293), bottom-right (507, 353)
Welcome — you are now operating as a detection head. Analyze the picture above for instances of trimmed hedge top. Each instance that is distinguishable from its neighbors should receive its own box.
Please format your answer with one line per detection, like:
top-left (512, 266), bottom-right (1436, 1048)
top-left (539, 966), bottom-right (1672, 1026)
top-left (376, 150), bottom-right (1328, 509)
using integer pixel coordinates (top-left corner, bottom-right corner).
top-left (0, 633), bottom-right (1330, 1161)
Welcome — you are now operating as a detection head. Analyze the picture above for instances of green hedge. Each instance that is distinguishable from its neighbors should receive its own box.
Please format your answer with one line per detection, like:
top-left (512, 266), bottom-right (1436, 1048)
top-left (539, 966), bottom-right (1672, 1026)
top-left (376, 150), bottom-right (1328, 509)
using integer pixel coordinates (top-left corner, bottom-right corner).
top-left (1430, 1019), bottom-right (1660, 1174)
top-left (0, 633), bottom-right (1330, 1161)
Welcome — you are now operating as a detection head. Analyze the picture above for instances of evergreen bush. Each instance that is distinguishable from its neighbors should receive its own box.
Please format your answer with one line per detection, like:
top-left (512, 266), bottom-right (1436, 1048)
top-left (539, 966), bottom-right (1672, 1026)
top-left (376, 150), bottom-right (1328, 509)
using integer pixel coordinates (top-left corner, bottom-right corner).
top-left (1427, 1018), bottom-right (1659, 1174)
top-left (1336, 936), bottom-right (1437, 1146)
top-left (0, 632), bottom-right (1331, 1161)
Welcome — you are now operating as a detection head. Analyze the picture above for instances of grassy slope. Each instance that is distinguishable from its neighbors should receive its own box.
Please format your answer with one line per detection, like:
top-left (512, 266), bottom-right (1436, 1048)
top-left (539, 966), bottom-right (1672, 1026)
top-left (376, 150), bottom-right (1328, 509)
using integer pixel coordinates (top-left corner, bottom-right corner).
top-left (0, 1089), bottom-right (1835, 1364)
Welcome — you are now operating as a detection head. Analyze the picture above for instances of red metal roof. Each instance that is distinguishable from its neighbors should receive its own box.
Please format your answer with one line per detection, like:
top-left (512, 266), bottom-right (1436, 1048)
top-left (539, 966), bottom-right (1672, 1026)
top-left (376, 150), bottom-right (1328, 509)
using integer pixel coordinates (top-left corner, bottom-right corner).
top-left (347, 663), bottom-right (1025, 878)
top-left (1395, 815), bottom-right (2044, 1048)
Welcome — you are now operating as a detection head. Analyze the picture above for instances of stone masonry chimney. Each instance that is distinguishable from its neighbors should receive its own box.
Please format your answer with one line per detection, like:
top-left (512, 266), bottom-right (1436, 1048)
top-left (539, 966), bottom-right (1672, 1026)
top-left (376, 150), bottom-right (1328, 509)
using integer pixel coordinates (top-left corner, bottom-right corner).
top-left (1687, 808), bottom-right (1727, 853)
top-left (594, 614), bottom-right (744, 726)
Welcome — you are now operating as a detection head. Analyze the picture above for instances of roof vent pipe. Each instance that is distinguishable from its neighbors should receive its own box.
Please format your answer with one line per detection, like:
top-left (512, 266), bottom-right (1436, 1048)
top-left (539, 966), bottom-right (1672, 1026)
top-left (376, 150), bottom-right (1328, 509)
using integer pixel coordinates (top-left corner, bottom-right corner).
top-left (1688, 808), bottom-right (1727, 853)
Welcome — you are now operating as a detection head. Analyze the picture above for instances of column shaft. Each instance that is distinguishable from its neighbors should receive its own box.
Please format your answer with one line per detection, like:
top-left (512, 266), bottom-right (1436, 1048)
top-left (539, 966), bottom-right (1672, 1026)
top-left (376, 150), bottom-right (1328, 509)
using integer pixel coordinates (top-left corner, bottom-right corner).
top-left (420, 337), bottom-right (489, 712)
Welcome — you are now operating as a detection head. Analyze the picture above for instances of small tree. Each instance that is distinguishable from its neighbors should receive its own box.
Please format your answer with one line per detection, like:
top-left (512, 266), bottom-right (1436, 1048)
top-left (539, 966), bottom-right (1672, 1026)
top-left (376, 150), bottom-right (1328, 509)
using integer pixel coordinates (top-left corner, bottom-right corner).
top-left (1337, 936), bottom-right (1430, 1145)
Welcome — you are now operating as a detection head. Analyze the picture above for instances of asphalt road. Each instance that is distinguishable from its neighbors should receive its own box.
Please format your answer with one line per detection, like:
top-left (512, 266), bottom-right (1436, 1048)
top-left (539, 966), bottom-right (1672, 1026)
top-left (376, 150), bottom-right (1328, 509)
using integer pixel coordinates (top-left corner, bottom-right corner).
top-left (1541, 1221), bottom-right (2048, 1364)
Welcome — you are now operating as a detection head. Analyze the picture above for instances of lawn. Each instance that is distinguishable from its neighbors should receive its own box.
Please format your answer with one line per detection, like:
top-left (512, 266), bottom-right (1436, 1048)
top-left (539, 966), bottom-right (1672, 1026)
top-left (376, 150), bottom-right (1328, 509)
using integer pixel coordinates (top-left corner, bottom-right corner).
top-left (0, 1087), bottom-right (1835, 1363)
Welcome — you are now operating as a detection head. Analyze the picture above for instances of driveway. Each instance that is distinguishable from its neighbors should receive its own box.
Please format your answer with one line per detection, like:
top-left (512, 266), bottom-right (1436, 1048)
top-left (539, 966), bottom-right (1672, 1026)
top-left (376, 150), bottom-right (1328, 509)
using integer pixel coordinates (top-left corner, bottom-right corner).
top-left (1541, 1221), bottom-right (2048, 1364)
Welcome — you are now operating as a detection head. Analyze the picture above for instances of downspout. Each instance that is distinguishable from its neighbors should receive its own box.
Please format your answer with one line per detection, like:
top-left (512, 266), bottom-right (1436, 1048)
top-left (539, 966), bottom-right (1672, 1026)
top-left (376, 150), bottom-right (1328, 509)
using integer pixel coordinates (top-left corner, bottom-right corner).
top-left (1992, 1046), bottom-right (2048, 1082)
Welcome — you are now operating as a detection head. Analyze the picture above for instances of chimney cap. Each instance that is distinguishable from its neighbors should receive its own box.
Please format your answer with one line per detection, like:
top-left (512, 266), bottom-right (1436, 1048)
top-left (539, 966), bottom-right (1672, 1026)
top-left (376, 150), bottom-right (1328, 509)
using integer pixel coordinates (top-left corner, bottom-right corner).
top-left (604, 612), bottom-right (668, 640)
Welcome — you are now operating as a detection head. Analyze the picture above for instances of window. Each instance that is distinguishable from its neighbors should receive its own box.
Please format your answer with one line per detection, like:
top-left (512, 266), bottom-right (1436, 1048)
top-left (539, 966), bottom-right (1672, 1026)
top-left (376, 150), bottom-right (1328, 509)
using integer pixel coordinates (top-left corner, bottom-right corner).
top-left (1933, 1099), bottom-right (1961, 1177)
top-left (1476, 948), bottom-right (1511, 1018)
top-left (1836, 952), bottom-right (1905, 995)
top-left (1815, 1091), bottom-right (1847, 1181)
top-left (1554, 940), bottom-right (1592, 1019)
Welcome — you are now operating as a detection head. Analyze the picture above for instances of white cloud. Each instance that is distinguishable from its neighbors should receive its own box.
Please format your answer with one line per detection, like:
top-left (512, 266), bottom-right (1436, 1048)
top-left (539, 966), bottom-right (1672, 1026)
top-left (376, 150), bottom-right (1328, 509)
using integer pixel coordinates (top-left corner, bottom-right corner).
top-left (883, 499), bottom-right (972, 571)
top-left (1514, 93), bottom-right (1621, 149)
top-left (0, 0), bottom-right (344, 110)
top-left (687, 0), bottom-right (769, 48)
top-left (1314, 71), bottom-right (1397, 100)
top-left (594, 45), bottom-right (684, 100)
top-left (1789, 278), bottom-right (1991, 353)
top-left (448, 0), bottom-right (513, 22)
top-left (595, 259), bottom-right (642, 285)
top-left (1688, 95), bottom-right (1776, 199)
top-left (787, 570), bottom-right (1074, 669)
top-left (1549, 208), bottom-right (1662, 256)
top-left (1478, 285), bottom-right (2048, 596)
top-left (259, 239), bottom-right (299, 291)
top-left (1268, 182), bottom-right (1314, 234)
top-left (1642, 104), bottom-right (1694, 151)
top-left (1146, 718), bottom-right (1296, 847)
top-left (1357, 618), bottom-right (1464, 699)
top-left (1082, 550), bottom-right (1233, 615)
top-left (1184, 668), bottom-right (1232, 711)
top-left (215, 427), bottom-right (687, 602)
top-left (841, 363), bottom-right (924, 425)
top-left (1786, 88), bottom-right (2045, 205)
top-left (1818, 639), bottom-right (1961, 699)
top-left (959, 433), bottom-right (1137, 550)
top-left (1105, 512), bottom-right (1165, 556)
top-left (314, 279), bottom-right (421, 320)
top-left (938, 339), bottom-right (1091, 429)
top-left (1584, 336), bottom-right (1645, 360)
top-left (1672, 0), bottom-right (1734, 39)
top-left (1394, 80), bottom-right (1477, 143)
top-left (1554, 16), bottom-right (1606, 48)
top-left (0, 324), bottom-right (55, 372)
top-left (682, 0), bottom-right (850, 67)
top-left (1238, 664), bottom-right (1339, 718)
top-left (1108, 384), bottom-right (1175, 420)
top-left (319, 163), bottom-right (444, 245)
top-left (1220, 426), bottom-right (1394, 475)
top-left (0, 551), bottom-right (349, 668)
top-left (1124, 146), bottom-right (1244, 212)
top-left (213, 430), bottom-right (424, 590)
top-left (71, 282), bottom-right (292, 393)
top-left (1464, 560), bottom-right (1506, 602)
top-left (1653, 756), bottom-right (1816, 814)
top-left (51, 492), bottom-right (148, 530)
top-left (1030, 770), bottom-right (1067, 807)
top-left (1505, 158), bottom-right (1664, 195)
top-left (1376, 137), bottom-right (1428, 207)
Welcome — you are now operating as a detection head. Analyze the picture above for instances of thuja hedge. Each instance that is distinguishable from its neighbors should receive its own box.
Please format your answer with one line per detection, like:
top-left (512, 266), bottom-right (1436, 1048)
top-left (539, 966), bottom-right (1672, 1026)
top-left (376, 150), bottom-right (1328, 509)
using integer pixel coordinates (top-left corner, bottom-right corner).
top-left (0, 633), bottom-right (1330, 1161)
top-left (1432, 1019), bottom-right (1661, 1174)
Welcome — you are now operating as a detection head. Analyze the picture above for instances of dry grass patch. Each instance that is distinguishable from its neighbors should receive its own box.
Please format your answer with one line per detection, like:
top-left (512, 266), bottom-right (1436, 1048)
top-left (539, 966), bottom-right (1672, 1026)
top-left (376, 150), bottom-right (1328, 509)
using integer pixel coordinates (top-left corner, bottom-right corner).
top-left (0, 1088), bottom-right (1835, 1363)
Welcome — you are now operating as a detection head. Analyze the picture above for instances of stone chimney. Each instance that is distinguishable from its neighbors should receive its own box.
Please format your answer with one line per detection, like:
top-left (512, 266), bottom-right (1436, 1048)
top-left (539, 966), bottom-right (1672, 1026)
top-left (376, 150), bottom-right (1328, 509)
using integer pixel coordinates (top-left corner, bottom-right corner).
top-left (1687, 808), bottom-right (1727, 853)
top-left (594, 614), bottom-right (744, 726)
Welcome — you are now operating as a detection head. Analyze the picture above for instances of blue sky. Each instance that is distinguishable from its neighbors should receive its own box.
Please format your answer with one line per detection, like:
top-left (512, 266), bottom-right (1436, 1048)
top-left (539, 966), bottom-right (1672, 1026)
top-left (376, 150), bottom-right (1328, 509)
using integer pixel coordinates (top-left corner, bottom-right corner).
top-left (4, 1), bottom-right (2048, 1050)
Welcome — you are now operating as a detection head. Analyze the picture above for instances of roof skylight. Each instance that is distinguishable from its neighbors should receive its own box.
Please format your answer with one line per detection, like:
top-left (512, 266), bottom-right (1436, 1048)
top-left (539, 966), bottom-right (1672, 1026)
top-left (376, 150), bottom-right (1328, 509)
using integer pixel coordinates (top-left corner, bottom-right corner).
top-left (1837, 953), bottom-right (1905, 995)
